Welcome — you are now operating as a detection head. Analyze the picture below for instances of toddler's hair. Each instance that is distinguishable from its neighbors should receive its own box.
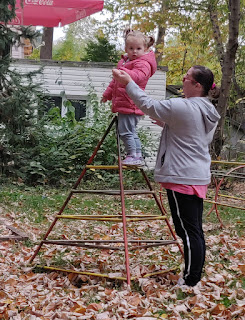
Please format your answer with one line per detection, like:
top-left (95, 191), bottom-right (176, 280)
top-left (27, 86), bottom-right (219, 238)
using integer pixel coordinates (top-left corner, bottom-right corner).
top-left (123, 28), bottom-right (155, 49)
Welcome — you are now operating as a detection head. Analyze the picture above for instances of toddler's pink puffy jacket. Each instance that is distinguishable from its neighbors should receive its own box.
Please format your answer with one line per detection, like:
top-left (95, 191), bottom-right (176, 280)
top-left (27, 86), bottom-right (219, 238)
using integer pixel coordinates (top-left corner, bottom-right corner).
top-left (103, 51), bottom-right (157, 115)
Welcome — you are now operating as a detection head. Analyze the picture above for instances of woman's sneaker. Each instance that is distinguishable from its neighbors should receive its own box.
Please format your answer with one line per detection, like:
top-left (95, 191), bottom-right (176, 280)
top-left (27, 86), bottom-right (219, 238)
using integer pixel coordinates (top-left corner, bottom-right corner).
top-left (122, 156), bottom-right (143, 166)
top-left (177, 278), bottom-right (186, 286)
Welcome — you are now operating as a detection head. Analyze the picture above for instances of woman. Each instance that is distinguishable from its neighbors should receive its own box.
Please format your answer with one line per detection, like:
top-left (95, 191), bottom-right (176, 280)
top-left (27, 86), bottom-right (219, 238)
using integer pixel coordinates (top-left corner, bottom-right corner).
top-left (112, 65), bottom-right (220, 287)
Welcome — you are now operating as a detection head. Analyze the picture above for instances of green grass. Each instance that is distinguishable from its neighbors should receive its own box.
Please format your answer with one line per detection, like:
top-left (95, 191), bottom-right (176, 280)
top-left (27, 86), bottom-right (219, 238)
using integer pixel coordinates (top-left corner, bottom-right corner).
top-left (0, 182), bottom-right (243, 280)
top-left (1, 183), bottom-right (243, 235)
top-left (0, 184), bottom-right (161, 223)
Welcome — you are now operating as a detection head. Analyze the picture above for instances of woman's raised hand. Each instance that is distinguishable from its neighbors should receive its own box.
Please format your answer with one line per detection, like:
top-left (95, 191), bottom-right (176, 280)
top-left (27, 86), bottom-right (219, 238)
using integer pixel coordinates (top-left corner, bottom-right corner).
top-left (112, 69), bottom-right (132, 85)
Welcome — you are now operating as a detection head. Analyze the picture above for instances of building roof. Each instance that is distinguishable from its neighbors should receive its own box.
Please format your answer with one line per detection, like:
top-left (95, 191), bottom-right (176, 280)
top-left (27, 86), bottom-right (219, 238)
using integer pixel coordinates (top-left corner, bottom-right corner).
top-left (166, 84), bottom-right (183, 97)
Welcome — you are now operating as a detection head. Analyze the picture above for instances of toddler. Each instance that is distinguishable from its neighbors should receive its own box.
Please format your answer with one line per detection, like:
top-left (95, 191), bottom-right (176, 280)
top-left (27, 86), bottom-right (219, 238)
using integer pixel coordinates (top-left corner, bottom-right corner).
top-left (101, 28), bottom-right (157, 165)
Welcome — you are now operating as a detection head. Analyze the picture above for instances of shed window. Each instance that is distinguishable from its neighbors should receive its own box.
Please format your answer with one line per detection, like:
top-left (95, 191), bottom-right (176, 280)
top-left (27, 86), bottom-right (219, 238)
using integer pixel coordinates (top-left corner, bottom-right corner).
top-left (69, 99), bottom-right (86, 121)
top-left (45, 96), bottom-right (86, 121)
top-left (46, 96), bottom-right (62, 111)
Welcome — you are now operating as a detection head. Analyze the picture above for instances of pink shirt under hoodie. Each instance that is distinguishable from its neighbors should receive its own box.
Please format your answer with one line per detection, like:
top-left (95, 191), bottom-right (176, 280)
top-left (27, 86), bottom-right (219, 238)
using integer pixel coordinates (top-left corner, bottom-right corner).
top-left (161, 183), bottom-right (208, 199)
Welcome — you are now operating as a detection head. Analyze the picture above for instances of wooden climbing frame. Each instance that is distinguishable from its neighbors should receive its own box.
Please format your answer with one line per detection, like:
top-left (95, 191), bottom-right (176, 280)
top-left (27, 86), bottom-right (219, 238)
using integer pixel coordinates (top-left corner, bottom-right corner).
top-left (29, 116), bottom-right (183, 286)
top-left (206, 161), bottom-right (245, 227)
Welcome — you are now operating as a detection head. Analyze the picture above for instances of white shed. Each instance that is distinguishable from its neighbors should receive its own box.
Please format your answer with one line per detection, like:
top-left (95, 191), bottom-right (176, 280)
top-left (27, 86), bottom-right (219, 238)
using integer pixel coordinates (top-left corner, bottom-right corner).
top-left (12, 59), bottom-right (167, 167)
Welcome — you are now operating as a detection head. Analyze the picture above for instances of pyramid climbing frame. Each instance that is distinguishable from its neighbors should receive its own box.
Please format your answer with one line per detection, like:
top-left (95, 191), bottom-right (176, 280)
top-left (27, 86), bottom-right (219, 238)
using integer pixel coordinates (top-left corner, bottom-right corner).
top-left (29, 116), bottom-right (183, 286)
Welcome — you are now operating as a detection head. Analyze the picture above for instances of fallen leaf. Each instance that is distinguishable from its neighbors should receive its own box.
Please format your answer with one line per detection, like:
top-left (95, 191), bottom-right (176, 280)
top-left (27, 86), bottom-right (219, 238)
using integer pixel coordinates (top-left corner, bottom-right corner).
top-left (211, 304), bottom-right (226, 315)
top-left (87, 303), bottom-right (103, 311)
top-left (238, 264), bottom-right (245, 274)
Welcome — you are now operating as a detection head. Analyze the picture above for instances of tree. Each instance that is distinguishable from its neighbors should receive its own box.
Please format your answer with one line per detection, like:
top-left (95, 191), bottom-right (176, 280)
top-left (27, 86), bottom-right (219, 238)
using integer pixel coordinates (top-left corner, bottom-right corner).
top-left (52, 26), bottom-right (83, 61)
top-left (208, 0), bottom-right (241, 156)
top-left (0, 0), bottom-right (47, 179)
top-left (40, 27), bottom-right (53, 60)
top-left (103, 0), bottom-right (185, 63)
top-left (82, 34), bottom-right (120, 63)
top-left (103, 0), bottom-right (243, 157)
top-left (52, 17), bottom-right (99, 61)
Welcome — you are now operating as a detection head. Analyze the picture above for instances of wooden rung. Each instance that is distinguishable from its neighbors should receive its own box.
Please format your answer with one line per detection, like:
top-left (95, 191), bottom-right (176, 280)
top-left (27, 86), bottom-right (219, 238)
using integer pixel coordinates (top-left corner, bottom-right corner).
top-left (217, 194), bottom-right (245, 201)
top-left (5, 225), bottom-right (28, 238)
top-left (86, 165), bottom-right (132, 170)
top-left (0, 235), bottom-right (25, 241)
top-left (204, 200), bottom-right (245, 210)
top-left (71, 189), bottom-right (155, 195)
top-left (43, 241), bottom-right (122, 250)
top-left (211, 160), bottom-right (245, 166)
top-left (128, 216), bottom-right (167, 222)
top-left (211, 172), bottom-right (245, 179)
top-left (38, 265), bottom-right (132, 281)
top-left (56, 215), bottom-right (166, 222)
top-left (37, 265), bottom-right (177, 281)
top-left (143, 267), bottom-right (178, 278)
top-left (57, 216), bottom-right (122, 222)
top-left (43, 239), bottom-right (173, 244)
top-left (131, 240), bottom-right (177, 250)
top-left (57, 214), bottom-right (164, 219)
top-left (42, 239), bottom-right (177, 250)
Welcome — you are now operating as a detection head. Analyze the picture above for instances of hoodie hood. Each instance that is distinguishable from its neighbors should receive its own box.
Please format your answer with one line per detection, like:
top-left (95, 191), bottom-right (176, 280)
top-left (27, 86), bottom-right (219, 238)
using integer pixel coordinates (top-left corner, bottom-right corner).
top-left (191, 97), bottom-right (221, 133)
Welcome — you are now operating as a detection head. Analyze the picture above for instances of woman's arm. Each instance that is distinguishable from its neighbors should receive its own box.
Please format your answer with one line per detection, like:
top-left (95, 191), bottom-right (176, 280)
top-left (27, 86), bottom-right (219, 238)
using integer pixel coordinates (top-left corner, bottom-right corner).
top-left (112, 69), bottom-right (176, 125)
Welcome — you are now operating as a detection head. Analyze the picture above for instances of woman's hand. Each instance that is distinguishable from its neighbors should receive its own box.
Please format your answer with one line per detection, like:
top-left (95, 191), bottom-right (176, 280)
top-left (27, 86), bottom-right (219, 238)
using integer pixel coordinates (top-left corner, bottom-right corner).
top-left (112, 69), bottom-right (133, 85)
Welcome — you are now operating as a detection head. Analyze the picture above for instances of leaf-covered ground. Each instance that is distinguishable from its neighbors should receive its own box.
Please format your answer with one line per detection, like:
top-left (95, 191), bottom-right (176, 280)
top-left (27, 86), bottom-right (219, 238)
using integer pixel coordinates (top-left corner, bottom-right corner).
top-left (0, 184), bottom-right (244, 319)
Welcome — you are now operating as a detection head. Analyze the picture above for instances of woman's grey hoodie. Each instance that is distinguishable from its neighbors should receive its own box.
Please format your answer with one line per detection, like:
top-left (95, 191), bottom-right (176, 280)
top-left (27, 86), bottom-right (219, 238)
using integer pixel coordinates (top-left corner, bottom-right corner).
top-left (126, 81), bottom-right (221, 185)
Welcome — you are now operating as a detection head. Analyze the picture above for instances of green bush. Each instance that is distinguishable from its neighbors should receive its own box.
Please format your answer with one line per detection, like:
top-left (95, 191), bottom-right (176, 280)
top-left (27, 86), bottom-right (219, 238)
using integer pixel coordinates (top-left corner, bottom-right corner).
top-left (0, 65), bottom-right (156, 187)
top-left (10, 87), bottom-right (155, 187)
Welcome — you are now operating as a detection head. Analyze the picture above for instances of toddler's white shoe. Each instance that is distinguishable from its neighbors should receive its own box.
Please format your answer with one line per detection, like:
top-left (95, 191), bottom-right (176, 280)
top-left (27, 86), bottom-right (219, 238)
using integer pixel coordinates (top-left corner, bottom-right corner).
top-left (122, 156), bottom-right (143, 166)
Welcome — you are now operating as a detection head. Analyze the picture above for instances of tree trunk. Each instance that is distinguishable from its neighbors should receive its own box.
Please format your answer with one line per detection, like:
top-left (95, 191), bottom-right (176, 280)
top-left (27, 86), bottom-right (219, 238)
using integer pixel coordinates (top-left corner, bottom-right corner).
top-left (155, 25), bottom-right (166, 64)
top-left (40, 27), bottom-right (53, 60)
top-left (211, 0), bottom-right (240, 158)
top-left (209, 5), bottom-right (225, 67)
top-left (155, 0), bottom-right (168, 65)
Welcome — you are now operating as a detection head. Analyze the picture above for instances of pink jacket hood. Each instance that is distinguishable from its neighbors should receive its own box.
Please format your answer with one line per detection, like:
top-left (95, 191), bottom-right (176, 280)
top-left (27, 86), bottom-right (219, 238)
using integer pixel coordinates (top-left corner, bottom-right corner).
top-left (103, 50), bottom-right (157, 115)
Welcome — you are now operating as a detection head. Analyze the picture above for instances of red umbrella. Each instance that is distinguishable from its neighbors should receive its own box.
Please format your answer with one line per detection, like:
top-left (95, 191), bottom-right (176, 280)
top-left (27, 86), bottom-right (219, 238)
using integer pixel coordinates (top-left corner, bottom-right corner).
top-left (9, 0), bottom-right (104, 27)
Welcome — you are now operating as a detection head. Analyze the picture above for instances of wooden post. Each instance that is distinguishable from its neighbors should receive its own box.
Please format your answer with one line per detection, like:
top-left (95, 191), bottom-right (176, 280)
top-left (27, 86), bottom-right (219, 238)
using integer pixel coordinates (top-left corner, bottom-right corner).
top-left (40, 27), bottom-right (53, 60)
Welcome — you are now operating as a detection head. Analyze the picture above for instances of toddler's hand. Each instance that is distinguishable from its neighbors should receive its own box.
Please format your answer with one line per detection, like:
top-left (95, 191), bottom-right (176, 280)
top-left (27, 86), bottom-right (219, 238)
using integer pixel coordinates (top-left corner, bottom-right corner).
top-left (101, 96), bottom-right (107, 103)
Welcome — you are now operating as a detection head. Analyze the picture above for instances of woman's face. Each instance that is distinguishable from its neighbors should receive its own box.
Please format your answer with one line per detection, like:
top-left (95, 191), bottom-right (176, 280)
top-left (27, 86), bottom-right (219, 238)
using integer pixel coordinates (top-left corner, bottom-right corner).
top-left (182, 67), bottom-right (199, 98)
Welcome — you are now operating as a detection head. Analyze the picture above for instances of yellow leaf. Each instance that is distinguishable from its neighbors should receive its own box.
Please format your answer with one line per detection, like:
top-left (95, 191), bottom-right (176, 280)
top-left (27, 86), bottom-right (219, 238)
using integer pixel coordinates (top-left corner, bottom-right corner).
top-left (128, 296), bottom-right (141, 306)
top-left (5, 279), bottom-right (17, 286)
top-left (102, 235), bottom-right (111, 240)
top-left (2, 299), bottom-right (13, 304)
top-left (211, 304), bottom-right (226, 315)
top-left (74, 306), bottom-right (86, 314)
top-left (87, 303), bottom-right (103, 311)
top-left (238, 264), bottom-right (245, 274)
top-left (192, 307), bottom-right (206, 315)
top-left (188, 295), bottom-right (198, 305)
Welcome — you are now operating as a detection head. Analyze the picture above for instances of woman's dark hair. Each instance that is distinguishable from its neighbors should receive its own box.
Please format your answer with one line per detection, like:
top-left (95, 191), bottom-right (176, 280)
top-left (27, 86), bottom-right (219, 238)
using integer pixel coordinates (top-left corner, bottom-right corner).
top-left (192, 65), bottom-right (214, 96)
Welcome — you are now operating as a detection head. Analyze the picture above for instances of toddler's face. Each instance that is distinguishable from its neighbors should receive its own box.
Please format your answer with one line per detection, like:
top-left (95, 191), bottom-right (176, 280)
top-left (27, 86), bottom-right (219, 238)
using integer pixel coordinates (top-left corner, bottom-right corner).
top-left (125, 37), bottom-right (146, 60)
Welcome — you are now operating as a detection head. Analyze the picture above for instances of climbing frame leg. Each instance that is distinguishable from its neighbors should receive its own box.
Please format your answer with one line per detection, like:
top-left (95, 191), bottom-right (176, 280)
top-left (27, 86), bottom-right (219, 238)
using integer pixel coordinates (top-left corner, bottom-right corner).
top-left (115, 117), bottom-right (131, 285)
